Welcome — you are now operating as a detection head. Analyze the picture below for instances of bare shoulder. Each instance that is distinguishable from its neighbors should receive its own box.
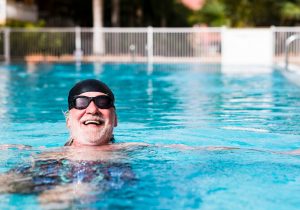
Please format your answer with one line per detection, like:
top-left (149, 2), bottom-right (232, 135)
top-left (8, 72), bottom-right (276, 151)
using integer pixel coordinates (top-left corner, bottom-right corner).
top-left (34, 148), bottom-right (68, 161)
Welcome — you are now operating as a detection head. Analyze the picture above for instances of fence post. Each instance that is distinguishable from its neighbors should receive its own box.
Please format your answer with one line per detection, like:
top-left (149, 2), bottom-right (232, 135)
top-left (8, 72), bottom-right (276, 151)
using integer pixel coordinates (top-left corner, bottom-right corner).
top-left (147, 26), bottom-right (153, 63)
top-left (74, 26), bottom-right (83, 62)
top-left (4, 27), bottom-right (10, 63)
top-left (270, 25), bottom-right (275, 65)
top-left (147, 26), bottom-right (153, 74)
top-left (220, 25), bottom-right (226, 65)
top-left (93, 27), bottom-right (104, 55)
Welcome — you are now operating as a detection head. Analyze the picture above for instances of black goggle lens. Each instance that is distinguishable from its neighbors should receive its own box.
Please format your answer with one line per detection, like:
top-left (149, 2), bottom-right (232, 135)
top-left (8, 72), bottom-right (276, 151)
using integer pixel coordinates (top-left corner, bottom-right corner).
top-left (72, 95), bottom-right (113, 110)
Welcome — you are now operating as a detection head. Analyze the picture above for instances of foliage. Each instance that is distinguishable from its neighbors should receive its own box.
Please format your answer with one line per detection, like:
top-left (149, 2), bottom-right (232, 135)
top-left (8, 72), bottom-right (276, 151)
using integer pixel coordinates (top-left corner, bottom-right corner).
top-left (5, 20), bottom-right (46, 28)
top-left (6, 0), bottom-right (300, 27)
top-left (188, 0), bottom-right (300, 27)
top-left (188, 0), bottom-right (229, 26)
top-left (116, 0), bottom-right (192, 27)
top-left (280, 1), bottom-right (300, 24)
top-left (9, 31), bottom-right (74, 57)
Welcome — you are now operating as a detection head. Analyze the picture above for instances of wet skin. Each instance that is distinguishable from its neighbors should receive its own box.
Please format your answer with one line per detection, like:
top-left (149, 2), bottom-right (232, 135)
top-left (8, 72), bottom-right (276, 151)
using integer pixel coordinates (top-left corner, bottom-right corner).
top-left (67, 91), bottom-right (118, 146)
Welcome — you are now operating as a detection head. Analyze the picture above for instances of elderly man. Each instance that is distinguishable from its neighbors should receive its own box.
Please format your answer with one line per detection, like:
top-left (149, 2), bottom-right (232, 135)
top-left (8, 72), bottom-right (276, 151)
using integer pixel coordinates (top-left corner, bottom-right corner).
top-left (0, 79), bottom-right (140, 206)
top-left (64, 79), bottom-right (117, 146)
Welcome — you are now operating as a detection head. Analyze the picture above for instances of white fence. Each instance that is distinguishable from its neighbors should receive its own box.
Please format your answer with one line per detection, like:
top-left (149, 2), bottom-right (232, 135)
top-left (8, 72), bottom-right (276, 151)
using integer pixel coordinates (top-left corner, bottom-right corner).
top-left (273, 27), bottom-right (300, 66)
top-left (0, 31), bottom-right (3, 60)
top-left (0, 27), bottom-right (300, 64)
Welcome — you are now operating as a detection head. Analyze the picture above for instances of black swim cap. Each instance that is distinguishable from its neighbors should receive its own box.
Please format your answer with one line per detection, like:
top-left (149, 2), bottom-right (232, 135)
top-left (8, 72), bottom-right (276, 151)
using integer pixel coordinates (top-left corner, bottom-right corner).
top-left (68, 79), bottom-right (115, 110)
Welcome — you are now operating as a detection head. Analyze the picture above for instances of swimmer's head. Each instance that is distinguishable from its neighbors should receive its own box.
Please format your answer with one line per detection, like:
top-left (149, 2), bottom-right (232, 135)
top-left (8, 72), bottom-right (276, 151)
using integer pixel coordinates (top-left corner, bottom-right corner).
top-left (68, 79), bottom-right (115, 110)
top-left (66, 79), bottom-right (117, 146)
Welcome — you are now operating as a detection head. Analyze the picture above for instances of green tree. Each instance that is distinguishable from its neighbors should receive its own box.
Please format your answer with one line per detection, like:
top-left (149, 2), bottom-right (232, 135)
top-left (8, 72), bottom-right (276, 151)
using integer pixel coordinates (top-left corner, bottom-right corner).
top-left (188, 0), bottom-right (300, 27)
top-left (222, 0), bottom-right (281, 27)
top-left (280, 0), bottom-right (300, 25)
top-left (188, 0), bottom-right (229, 26)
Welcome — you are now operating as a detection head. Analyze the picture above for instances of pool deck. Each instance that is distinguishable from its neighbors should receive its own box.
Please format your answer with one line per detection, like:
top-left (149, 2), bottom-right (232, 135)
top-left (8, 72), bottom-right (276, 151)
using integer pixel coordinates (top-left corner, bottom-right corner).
top-left (24, 54), bottom-right (222, 63)
top-left (2, 54), bottom-right (298, 66)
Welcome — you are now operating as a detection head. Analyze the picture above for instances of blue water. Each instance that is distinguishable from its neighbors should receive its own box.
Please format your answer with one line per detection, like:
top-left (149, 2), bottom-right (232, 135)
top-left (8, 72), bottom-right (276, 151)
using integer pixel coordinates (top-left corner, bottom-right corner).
top-left (0, 63), bottom-right (300, 209)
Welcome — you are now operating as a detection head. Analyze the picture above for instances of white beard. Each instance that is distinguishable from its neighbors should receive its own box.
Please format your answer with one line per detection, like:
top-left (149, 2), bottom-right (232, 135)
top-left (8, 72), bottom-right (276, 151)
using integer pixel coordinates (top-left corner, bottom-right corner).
top-left (68, 115), bottom-right (114, 146)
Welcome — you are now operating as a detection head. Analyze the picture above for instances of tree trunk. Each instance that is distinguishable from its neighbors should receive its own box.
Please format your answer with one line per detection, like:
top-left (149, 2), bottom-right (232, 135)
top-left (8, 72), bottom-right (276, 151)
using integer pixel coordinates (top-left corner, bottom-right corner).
top-left (93, 0), bottom-right (104, 54)
top-left (111, 0), bottom-right (120, 27)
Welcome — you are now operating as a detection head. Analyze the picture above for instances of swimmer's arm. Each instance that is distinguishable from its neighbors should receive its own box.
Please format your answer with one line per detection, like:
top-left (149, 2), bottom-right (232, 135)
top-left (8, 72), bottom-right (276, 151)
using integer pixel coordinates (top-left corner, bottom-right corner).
top-left (106, 142), bottom-right (150, 150)
top-left (165, 145), bottom-right (300, 155)
top-left (100, 143), bottom-right (300, 156)
top-left (38, 182), bottom-right (98, 205)
top-left (0, 172), bottom-right (34, 194)
top-left (0, 144), bottom-right (32, 150)
top-left (156, 144), bottom-right (240, 151)
top-left (290, 149), bottom-right (300, 155)
top-left (114, 142), bottom-right (239, 151)
top-left (0, 172), bottom-right (18, 193)
top-left (277, 149), bottom-right (300, 155)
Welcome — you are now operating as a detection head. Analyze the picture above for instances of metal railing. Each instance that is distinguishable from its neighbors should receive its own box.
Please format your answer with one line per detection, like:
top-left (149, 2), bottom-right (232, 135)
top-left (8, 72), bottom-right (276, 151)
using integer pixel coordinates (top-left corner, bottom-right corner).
top-left (285, 34), bottom-right (300, 70)
top-left (1, 27), bottom-right (300, 64)
top-left (273, 27), bottom-right (300, 65)
top-left (0, 27), bottom-right (222, 63)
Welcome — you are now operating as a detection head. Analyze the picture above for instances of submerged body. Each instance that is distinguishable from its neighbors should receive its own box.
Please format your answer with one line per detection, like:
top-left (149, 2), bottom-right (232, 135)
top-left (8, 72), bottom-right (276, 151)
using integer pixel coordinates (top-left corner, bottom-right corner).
top-left (8, 157), bottom-right (135, 193)
top-left (0, 144), bottom-right (144, 204)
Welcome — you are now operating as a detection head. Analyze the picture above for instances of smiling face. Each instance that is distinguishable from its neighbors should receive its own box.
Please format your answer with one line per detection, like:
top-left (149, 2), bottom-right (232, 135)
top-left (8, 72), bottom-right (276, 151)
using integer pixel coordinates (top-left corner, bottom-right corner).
top-left (67, 92), bottom-right (117, 146)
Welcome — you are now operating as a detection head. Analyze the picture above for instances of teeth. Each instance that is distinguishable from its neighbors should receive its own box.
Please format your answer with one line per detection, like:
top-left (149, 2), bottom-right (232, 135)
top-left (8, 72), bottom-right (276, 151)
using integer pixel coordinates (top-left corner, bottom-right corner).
top-left (84, 120), bottom-right (101, 125)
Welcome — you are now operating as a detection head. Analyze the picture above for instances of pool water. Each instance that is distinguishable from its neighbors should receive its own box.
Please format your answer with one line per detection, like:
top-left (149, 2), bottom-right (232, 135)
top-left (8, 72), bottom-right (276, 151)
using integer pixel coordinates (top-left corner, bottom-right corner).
top-left (0, 63), bottom-right (300, 209)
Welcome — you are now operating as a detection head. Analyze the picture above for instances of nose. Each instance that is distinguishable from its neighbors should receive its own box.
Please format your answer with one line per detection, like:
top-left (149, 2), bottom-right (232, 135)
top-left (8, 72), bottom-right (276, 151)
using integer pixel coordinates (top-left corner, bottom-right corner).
top-left (86, 101), bottom-right (99, 114)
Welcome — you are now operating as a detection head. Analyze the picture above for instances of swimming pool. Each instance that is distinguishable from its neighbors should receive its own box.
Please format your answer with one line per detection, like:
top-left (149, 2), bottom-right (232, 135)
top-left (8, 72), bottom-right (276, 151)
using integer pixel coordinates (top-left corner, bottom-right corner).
top-left (0, 63), bottom-right (300, 209)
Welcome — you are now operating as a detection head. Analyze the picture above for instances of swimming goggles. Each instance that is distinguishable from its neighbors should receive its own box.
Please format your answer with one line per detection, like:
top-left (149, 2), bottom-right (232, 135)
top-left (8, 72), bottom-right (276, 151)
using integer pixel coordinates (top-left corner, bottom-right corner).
top-left (70, 95), bottom-right (114, 110)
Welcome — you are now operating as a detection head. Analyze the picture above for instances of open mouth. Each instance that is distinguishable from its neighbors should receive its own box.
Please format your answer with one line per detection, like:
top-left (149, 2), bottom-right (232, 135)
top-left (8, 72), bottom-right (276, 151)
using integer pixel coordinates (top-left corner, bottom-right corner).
top-left (83, 119), bottom-right (104, 125)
